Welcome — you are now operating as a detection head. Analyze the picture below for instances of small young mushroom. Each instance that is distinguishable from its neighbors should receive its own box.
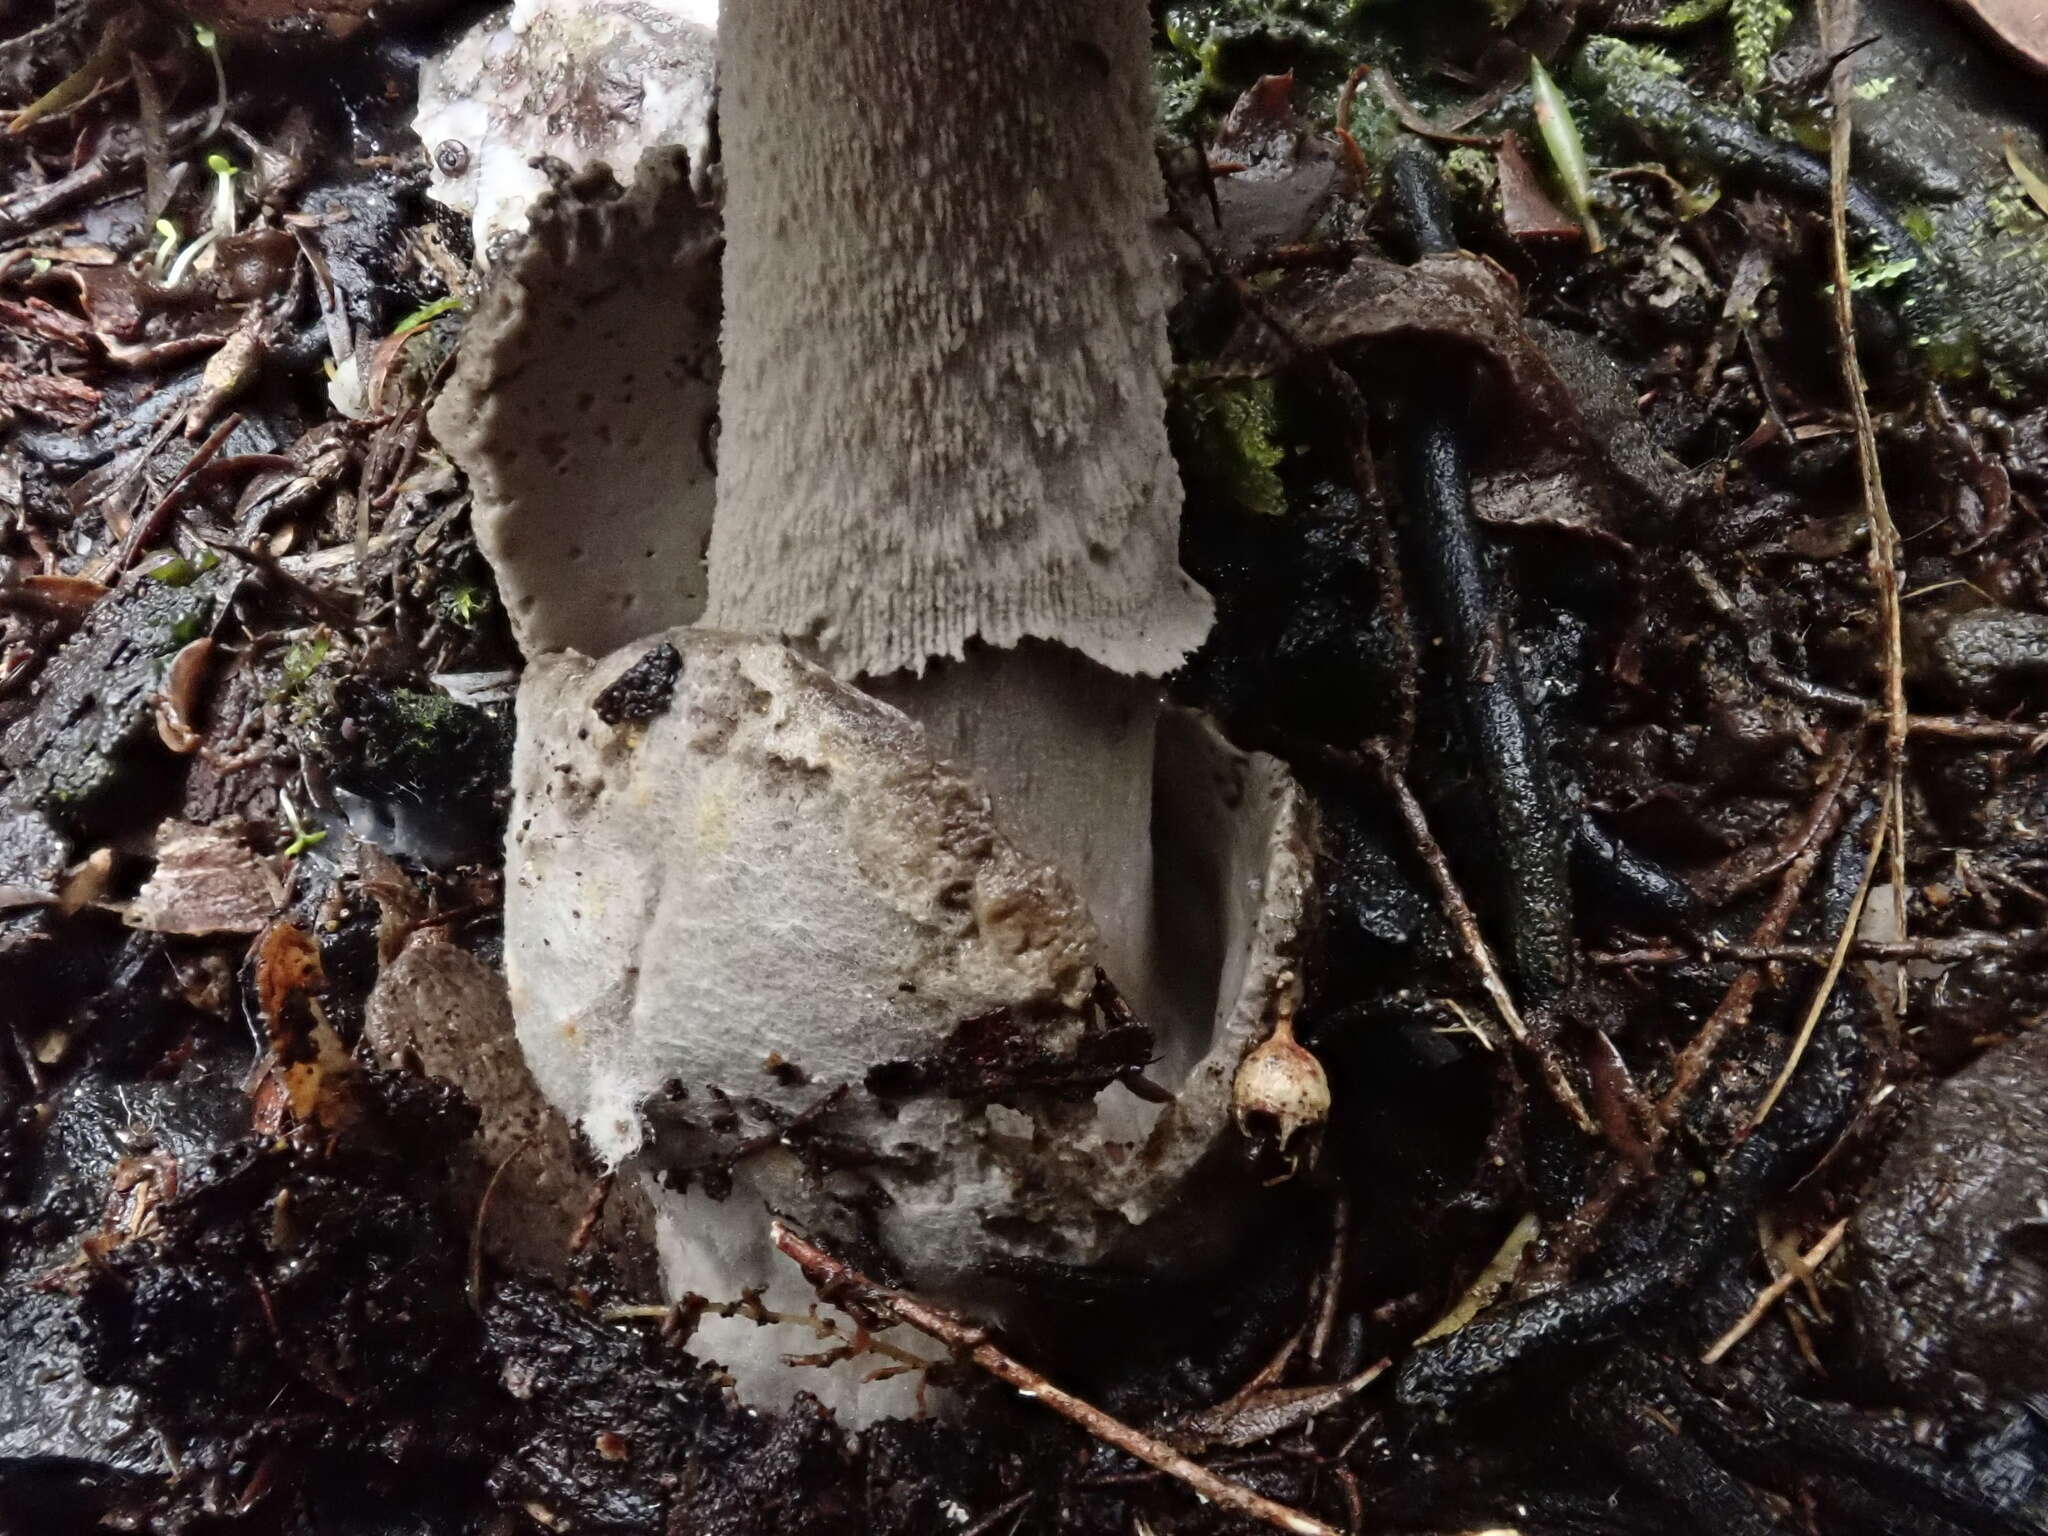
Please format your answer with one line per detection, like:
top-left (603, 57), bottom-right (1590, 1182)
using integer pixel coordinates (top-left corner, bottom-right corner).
top-left (432, 0), bottom-right (1325, 1418)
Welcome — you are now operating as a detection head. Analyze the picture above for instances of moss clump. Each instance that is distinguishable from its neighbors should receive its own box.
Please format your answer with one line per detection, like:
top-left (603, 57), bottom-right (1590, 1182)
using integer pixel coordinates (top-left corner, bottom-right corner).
top-left (1171, 375), bottom-right (1291, 519)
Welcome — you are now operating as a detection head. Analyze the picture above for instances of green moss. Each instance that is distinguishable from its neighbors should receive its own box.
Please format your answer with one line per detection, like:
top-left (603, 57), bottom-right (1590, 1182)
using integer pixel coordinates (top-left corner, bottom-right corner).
top-left (275, 635), bottom-right (330, 701)
top-left (1171, 375), bottom-right (1291, 518)
top-left (1730, 0), bottom-right (1792, 96)
top-left (144, 550), bottom-right (221, 588)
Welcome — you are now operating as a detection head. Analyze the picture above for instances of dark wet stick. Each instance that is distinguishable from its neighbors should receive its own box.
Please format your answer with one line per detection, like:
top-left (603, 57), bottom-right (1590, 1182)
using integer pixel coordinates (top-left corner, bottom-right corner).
top-left (1394, 796), bottom-right (1881, 1415)
top-left (1388, 147), bottom-right (1575, 1001)
top-left (1666, 1362), bottom-right (2046, 1536)
top-left (1574, 812), bottom-right (1704, 930)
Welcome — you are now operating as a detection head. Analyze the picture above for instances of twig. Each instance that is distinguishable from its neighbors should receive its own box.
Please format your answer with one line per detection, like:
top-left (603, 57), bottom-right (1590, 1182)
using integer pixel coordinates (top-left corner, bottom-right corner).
top-left (567, 1171), bottom-right (615, 1257)
top-left (115, 412), bottom-right (242, 573)
top-left (1533, 743), bottom-right (1861, 1283)
top-left (1901, 713), bottom-right (2048, 747)
top-left (1820, 0), bottom-right (1909, 1014)
top-left (957, 1493), bottom-right (1035, 1536)
top-left (1368, 748), bottom-right (1595, 1135)
top-left (1368, 67), bottom-right (1502, 148)
top-left (1700, 1219), bottom-right (1850, 1365)
top-left (1334, 67), bottom-right (1372, 184)
top-left (0, 108), bottom-right (212, 237)
top-left (1652, 742), bottom-right (1862, 1139)
top-left (1416, 1211), bottom-right (1540, 1343)
top-left (770, 1222), bottom-right (1343, 1536)
top-left (1593, 931), bottom-right (2025, 968)
top-left (469, 1135), bottom-right (534, 1308)
top-left (606, 1292), bottom-right (938, 1376)
top-left (1751, 794), bottom-right (1889, 1128)
top-left (1309, 1193), bottom-right (1349, 1366)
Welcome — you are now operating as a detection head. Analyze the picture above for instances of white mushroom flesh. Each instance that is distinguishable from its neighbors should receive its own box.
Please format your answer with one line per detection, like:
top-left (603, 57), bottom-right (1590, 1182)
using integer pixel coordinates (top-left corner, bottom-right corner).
top-left (414, 0), bottom-right (718, 261)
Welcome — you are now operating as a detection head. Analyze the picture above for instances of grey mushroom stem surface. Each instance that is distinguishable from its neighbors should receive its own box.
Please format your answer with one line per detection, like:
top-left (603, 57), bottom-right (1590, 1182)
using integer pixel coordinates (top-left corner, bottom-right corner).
top-left (711, 0), bottom-right (1214, 1019)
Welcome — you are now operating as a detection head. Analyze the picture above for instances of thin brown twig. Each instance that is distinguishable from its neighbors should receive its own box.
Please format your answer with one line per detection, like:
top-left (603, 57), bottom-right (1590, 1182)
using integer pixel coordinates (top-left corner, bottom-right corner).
top-left (1592, 931), bottom-right (2026, 968)
top-left (1334, 66), bottom-right (1373, 184)
top-left (1700, 1219), bottom-right (1851, 1366)
top-left (771, 1222), bottom-right (1344, 1536)
top-left (1309, 1193), bottom-right (1350, 1367)
top-left (115, 411), bottom-right (243, 573)
top-left (1652, 743), bottom-right (1862, 1139)
top-left (1752, 794), bottom-right (1889, 1128)
top-left (1369, 747), bottom-right (1596, 1135)
top-left (1367, 66), bottom-right (1502, 148)
top-left (957, 1493), bottom-right (1035, 1536)
top-left (469, 1135), bottom-right (534, 1309)
top-left (605, 1293), bottom-right (939, 1376)
top-left (1532, 743), bottom-right (1862, 1284)
top-left (1820, 0), bottom-right (1909, 1014)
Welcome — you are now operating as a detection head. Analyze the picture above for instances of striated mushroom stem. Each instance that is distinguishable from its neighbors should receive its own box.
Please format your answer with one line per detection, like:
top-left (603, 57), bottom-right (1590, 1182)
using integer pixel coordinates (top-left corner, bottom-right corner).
top-left (709, 0), bottom-right (1212, 1028)
top-left (869, 646), bottom-right (1165, 1027)
top-left (708, 0), bottom-right (1211, 682)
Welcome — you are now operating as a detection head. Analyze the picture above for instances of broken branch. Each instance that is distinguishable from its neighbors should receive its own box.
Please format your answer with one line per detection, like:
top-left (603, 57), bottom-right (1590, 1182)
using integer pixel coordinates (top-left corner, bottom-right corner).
top-left (770, 1222), bottom-right (1343, 1536)
top-left (1700, 1219), bottom-right (1850, 1366)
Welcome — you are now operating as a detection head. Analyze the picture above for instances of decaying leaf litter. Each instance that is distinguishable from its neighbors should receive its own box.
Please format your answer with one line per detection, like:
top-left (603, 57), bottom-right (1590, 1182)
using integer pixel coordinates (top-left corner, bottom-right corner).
top-left (2, 0), bottom-right (2048, 1532)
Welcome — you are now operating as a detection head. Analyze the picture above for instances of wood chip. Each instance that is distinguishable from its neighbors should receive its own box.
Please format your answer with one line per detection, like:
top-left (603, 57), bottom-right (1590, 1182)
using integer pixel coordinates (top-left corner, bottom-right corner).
top-left (126, 819), bottom-right (283, 935)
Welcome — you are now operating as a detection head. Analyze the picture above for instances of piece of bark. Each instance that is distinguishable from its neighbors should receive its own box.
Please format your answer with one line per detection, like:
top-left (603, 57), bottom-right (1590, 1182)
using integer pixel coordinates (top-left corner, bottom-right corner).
top-left (125, 820), bottom-right (282, 936)
top-left (364, 931), bottom-right (655, 1290)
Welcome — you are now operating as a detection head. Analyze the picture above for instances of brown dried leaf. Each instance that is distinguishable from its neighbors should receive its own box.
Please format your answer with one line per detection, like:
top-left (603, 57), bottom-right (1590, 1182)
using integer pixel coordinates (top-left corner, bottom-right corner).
top-left (1222, 250), bottom-right (1588, 457)
top-left (254, 922), bottom-right (363, 1131)
top-left (0, 360), bottom-right (99, 426)
top-left (1497, 130), bottom-right (1581, 241)
top-left (1169, 1359), bottom-right (1388, 1453)
top-left (256, 919), bottom-right (326, 1027)
top-left (127, 818), bottom-right (282, 935)
top-left (154, 636), bottom-right (215, 754)
top-left (1196, 73), bottom-right (1341, 263)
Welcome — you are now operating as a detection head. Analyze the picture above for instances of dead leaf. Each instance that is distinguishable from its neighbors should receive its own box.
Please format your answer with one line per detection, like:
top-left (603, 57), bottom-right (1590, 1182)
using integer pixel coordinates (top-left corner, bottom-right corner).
top-left (154, 637), bottom-right (216, 754)
top-left (1497, 130), bottom-right (1581, 241)
top-left (2004, 132), bottom-right (2048, 216)
top-left (127, 820), bottom-right (282, 936)
top-left (1222, 250), bottom-right (1588, 460)
top-left (1194, 74), bottom-right (1342, 264)
top-left (1167, 1359), bottom-right (1389, 1453)
top-left (1949, 0), bottom-right (2048, 74)
top-left (256, 919), bottom-right (325, 1024)
top-left (0, 360), bottom-right (99, 426)
top-left (252, 921), bottom-right (364, 1131)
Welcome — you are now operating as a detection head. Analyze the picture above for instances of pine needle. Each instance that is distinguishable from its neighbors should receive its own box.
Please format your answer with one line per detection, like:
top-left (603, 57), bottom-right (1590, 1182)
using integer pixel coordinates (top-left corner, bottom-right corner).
top-left (1750, 792), bottom-right (1887, 1129)
top-left (1700, 1218), bottom-right (1850, 1364)
top-left (1819, 0), bottom-right (1909, 1016)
